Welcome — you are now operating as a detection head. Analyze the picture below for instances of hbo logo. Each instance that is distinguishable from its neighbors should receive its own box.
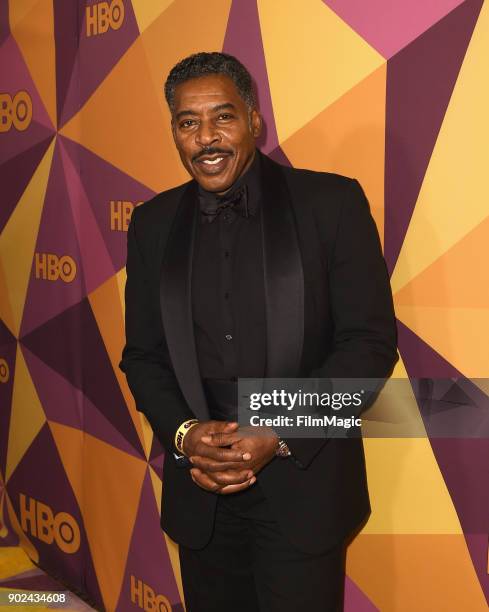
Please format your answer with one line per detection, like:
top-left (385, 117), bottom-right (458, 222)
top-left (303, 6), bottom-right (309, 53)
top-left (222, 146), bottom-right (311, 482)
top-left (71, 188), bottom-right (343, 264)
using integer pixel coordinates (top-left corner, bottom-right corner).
top-left (34, 253), bottom-right (77, 283)
top-left (0, 91), bottom-right (32, 132)
top-left (20, 494), bottom-right (81, 554)
top-left (86, 0), bottom-right (124, 37)
top-left (0, 358), bottom-right (9, 383)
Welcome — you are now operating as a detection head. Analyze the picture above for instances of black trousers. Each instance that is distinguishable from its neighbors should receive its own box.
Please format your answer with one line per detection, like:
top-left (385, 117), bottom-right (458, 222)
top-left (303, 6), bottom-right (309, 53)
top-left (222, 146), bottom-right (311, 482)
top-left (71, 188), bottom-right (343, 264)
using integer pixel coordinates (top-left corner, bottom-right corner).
top-left (178, 480), bottom-right (346, 612)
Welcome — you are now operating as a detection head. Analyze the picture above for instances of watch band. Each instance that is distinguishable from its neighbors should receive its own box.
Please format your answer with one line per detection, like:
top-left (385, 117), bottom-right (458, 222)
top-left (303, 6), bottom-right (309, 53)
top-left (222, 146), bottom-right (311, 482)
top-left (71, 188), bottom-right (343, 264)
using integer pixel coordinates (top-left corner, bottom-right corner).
top-left (275, 438), bottom-right (292, 458)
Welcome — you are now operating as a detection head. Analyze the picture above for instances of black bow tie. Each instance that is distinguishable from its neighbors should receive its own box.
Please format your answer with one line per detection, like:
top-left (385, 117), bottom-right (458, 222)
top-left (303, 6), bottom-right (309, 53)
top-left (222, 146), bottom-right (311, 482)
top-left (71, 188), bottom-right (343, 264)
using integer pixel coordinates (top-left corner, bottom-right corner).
top-left (199, 185), bottom-right (250, 223)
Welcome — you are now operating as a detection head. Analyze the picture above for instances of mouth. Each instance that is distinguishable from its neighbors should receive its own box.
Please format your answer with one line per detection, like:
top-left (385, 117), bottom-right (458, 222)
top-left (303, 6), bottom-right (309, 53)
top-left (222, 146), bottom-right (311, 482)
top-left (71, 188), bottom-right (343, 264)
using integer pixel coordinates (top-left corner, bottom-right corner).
top-left (194, 153), bottom-right (232, 176)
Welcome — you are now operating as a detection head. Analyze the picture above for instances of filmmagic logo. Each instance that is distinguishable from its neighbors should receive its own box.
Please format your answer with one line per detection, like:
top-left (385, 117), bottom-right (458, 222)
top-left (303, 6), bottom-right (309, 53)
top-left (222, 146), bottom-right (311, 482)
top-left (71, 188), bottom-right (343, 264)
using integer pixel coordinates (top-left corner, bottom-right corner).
top-left (110, 200), bottom-right (142, 231)
top-left (86, 0), bottom-right (124, 37)
top-left (34, 253), bottom-right (77, 283)
top-left (20, 494), bottom-right (80, 554)
top-left (248, 389), bottom-right (364, 411)
top-left (0, 91), bottom-right (32, 132)
top-left (249, 413), bottom-right (362, 430)
top-left (0, 358), bottom-right (9, 383)
top-left (130, 575), bottom-right (172, 612)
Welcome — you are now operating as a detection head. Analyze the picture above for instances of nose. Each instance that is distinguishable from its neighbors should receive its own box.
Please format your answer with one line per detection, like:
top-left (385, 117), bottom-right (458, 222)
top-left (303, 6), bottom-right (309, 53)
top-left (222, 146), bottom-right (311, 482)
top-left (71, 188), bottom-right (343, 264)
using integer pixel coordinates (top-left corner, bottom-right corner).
top-left (195, 120), bottom-right (220, 147)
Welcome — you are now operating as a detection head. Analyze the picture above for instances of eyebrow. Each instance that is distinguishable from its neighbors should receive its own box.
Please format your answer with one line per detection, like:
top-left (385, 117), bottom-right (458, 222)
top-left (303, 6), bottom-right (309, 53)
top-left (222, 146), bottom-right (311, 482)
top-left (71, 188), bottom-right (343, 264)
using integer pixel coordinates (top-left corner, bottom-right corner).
top-left (175, 102), bottom-right (237, 121)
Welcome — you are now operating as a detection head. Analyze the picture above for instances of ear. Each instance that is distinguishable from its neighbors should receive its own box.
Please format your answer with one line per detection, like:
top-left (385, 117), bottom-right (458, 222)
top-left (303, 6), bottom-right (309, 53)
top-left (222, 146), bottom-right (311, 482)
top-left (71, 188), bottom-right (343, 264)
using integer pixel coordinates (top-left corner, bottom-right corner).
top-left (250, 108), bottom-right (262, 138)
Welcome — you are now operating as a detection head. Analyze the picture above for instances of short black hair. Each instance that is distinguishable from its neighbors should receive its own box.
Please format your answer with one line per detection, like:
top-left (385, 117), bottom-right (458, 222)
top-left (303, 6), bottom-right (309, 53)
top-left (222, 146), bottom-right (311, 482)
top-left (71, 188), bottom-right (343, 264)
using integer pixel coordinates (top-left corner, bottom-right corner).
top-left (164, 51), bottom-right (256, 113)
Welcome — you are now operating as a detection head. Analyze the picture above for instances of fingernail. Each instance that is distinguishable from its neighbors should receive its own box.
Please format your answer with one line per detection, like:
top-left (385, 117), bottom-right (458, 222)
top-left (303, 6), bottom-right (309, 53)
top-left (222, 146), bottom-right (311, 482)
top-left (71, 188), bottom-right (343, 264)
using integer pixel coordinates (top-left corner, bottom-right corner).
top-left (249, 477), bottom-right (256, 485)
top-left (243, 452), bottom-right (251, 460)
top-left (201, 435), bottom-right (211, 442)
top-left (189, 457), bottom-right (194, 464)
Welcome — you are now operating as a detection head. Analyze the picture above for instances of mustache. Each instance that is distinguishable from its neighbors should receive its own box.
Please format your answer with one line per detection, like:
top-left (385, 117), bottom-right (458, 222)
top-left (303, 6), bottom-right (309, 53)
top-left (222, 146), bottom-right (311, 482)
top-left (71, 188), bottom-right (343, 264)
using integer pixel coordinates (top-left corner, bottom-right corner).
top-left (193, 147), bottom-right (232, 162)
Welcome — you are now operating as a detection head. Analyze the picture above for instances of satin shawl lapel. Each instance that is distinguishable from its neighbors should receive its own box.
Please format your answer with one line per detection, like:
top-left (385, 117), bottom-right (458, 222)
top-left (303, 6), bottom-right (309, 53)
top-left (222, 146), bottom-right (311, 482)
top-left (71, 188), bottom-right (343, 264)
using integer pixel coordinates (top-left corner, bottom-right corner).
top-left (159, 181), bottom-right (209, 421)
top-left (260, 154), bottom-right (304, 377)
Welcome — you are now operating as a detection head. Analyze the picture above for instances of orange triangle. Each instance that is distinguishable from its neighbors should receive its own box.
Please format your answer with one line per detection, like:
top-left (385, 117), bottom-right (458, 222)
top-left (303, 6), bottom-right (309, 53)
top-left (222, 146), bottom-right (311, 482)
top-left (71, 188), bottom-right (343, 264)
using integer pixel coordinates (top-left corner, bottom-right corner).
top-left (81, 435), bottom-right (146, 612)
top-left (88, 275), bottom-right (148, 456)
top-left (281, 65), bottom-right (386, 243)
top-left (347, 534), bottom-right (487, 611)
top-left (395, 215), bottom-right (489, 307)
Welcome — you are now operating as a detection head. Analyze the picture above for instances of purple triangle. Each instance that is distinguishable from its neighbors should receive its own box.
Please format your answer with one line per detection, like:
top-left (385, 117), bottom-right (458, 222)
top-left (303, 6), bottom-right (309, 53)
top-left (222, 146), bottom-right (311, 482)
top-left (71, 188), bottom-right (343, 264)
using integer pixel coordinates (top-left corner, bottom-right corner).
top-left (0, 572), bottom-right (66, 591)
top-left (19, 139), bottom-right (86, 338)
top-left (323, 0), bottom-right (465, 59)
top-left (268, 144), bottom-right (293, 167)
top-left (0, 480), bottom-right (20, 545)
top-left (0, 321), bottom-right (16, 476)
top-left (53, 0), bottom-right (83, 128)
top-left (397, 319), bottom-right (460, 378)
top-left (21, 344), bottom-right (141, 458)
top-left (58, 138), bottom-right (116, 293)
top-left (60, 135), bottom-right (155, 273)
top-left (0, 36), bottom-right (55, 166)
top-left (0, 135), bottom-right (54, 234)
top-left (5, 423), bottom-right (87, 591)
top-left (464, 533), bottom-right (489, 605)
top-left (116, 468), bottom-right (182, 610)
top-left (20, 298), bottom-right (144, 458)
top-left (223, 0), bottom-right (279, 153)
top-left (0, 1), bottom-right (9, 47)
top-left (58, 1), bottom-right (140, 128)
top-left (344, 575), bottom-right (379, 611)
top-left (429, 439), bottom-right (489, 602)
top-left (384, 0), bottom-right (484, 274)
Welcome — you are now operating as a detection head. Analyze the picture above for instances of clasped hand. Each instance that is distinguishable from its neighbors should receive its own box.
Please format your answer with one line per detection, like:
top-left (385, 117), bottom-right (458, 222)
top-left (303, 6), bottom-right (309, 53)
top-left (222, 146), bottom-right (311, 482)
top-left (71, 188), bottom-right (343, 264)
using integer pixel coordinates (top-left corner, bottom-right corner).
top-left (182, 421), bottom-right (279, 495)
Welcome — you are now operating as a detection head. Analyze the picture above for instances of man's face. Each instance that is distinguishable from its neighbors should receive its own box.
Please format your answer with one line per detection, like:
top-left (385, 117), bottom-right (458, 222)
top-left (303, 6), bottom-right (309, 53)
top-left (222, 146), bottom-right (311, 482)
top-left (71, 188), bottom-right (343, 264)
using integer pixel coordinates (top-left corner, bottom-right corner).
top-left (171, 74), bottom-right (262, 193)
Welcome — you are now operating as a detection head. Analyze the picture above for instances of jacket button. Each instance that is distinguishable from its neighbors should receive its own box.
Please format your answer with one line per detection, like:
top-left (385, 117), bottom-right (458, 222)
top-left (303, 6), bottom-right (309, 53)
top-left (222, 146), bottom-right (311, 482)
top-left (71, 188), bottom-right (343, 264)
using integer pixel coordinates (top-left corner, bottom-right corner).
top-left (225, 334), bottom-right (232, 340)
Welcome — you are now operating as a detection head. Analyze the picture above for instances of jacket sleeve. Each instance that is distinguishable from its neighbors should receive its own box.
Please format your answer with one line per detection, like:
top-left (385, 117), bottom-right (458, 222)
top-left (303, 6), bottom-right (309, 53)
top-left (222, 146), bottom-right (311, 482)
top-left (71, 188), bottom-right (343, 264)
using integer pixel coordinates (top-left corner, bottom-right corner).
top-left (283, 178), bottom-right (399, 469)
top-left (118, 205), bottom-right (196, 458)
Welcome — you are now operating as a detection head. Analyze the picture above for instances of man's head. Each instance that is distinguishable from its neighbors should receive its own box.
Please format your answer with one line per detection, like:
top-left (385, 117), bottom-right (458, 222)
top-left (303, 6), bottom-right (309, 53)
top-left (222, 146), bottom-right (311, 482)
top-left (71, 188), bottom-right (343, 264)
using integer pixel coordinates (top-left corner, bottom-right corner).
top-left (164, 52), bottom-right (262, 193)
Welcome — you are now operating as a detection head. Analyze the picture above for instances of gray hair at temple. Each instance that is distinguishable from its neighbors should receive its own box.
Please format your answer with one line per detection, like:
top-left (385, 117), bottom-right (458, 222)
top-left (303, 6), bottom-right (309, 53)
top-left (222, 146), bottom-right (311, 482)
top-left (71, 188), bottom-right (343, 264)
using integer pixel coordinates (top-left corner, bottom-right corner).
top-left (164, 51), bottom-right (257, 113)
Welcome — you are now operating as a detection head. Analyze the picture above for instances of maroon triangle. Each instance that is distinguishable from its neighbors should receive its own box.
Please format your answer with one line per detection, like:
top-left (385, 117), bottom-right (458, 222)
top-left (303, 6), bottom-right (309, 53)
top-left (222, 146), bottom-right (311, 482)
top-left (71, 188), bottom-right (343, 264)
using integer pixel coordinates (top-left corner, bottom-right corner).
top-left (223, 0), bottom-right (280, 153)
top-left (57, 0), bottom-right (140, 128)
top-left (0, 135), bottom-right (54, 234)
top-left (384, 0), bottom-right (484, 275)
top-left (0, 321), bottom-right (17, 482)
top-left (20, 298), bottom-right (144, 457)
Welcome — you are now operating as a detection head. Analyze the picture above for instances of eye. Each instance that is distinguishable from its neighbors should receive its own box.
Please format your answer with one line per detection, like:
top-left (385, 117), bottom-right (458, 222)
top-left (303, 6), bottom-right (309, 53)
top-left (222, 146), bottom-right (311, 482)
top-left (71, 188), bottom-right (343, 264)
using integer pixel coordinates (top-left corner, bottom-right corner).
top-left (180, 119), bottom-right (196, 128)
top-left (218, 113), bottom-right (234, 121)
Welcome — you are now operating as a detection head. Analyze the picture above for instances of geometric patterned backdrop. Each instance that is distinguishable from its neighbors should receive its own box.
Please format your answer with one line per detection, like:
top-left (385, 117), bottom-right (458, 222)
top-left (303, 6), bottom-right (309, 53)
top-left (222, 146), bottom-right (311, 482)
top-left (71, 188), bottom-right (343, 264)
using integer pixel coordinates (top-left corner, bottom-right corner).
top-left (0, 1), bottom-right (487, 610)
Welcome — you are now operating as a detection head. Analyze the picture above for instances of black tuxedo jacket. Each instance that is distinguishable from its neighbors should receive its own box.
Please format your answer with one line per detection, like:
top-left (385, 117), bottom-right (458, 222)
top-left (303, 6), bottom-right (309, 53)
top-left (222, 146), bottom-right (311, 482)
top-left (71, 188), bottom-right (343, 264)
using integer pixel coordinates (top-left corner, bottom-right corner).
top-left (119, 151), bottom-right (398, 554)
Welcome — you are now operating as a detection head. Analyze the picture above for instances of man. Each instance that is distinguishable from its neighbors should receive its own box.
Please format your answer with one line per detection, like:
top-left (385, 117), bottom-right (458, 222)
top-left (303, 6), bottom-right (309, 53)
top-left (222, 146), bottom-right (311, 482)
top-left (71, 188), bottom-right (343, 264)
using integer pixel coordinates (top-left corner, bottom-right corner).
top-left (119, 52), bottom-right (398, 611)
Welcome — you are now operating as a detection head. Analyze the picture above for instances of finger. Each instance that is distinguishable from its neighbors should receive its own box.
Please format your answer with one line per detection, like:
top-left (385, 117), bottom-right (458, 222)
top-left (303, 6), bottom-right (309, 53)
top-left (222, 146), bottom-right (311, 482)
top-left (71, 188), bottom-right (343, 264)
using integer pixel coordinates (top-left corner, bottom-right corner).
top-left (200, 431), bottom-right (242, 446)
top-left (189, 455), bottom-right (253, 473)
top-left (198, 467), bottom-right (254, 487)
top-left (207, 421), bottom-right (239, 434)
top-left (194, 444), bottom-right (252, 463)
top-left (219, 476), bottom-right (257, 495)
top-left (190, 468), bottom-right (222, 493)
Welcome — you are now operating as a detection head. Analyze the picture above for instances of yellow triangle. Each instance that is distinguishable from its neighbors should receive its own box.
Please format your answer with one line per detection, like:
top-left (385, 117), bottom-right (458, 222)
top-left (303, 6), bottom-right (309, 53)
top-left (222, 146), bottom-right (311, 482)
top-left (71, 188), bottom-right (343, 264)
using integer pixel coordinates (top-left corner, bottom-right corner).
top-left (132, 0), bottom-right (175, 35)
top-left (362, 437), bottom-right (463, 535)
top-left (347, 534), bottom-right (488, 611)
top-left (88, 275), bottom-right (147, 456)
top-left (396, 305), bottom-right (489, 378)
top-left (49, 423), bottom-right (84, 510)
top-left (81, 434), bottom-right (146, 612)
top-left (10, 0), bottom-right (57, 128)
top-left (281, 64), bottom-right (386, 243)
top-left (0, 138), bottom-right (55, 336)
top-left (6, 345), bottom-right (46, 483)
top-left (391, 1), bottom-right (489, 293)
top-left (258, 0), bottom-right (385, 143)
top-left (8, 0), bottom-right (39, 31)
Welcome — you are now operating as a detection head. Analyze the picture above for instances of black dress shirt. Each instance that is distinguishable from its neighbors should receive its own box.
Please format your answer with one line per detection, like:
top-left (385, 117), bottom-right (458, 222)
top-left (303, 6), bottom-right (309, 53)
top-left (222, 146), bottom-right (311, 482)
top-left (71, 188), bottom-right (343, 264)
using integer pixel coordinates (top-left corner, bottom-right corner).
top-left (191, 150), bottom-right (266, 381)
